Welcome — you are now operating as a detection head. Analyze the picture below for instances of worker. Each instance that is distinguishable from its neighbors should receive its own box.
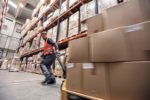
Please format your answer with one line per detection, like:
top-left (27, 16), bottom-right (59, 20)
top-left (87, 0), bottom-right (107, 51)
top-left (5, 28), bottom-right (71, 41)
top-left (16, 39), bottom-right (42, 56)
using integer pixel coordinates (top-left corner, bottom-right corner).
top-left (40, 31), bottom-right (58, 85)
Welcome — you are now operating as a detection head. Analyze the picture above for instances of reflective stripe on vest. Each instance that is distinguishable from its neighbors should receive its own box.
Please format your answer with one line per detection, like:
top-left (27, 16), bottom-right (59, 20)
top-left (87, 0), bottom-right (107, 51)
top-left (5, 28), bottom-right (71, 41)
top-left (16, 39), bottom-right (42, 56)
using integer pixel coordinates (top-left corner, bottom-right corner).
top-left (43, 39), bottom-right (54, 55)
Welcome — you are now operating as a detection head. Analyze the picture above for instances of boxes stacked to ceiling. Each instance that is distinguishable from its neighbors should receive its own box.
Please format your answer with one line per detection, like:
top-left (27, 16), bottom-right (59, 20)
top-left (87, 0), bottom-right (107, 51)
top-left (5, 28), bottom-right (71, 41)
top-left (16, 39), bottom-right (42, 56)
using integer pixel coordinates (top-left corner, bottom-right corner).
top-left (38, 2), bottom-right (49, 18)
top-left (66, 0), bottom-right (150, 99)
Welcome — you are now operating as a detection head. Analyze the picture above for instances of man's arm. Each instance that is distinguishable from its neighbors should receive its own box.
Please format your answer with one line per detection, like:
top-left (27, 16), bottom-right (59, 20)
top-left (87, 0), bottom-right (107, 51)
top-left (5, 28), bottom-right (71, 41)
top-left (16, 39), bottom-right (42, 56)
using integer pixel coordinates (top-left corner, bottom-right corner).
top-left (47, 38), bottom-right (59, 50)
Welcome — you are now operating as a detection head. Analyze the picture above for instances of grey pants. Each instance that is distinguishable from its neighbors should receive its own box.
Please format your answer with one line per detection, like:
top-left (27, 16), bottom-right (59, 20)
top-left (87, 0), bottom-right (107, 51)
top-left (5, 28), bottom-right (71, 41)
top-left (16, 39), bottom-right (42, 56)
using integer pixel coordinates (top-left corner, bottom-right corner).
top-left (40, 53), bottom-right (56, 81)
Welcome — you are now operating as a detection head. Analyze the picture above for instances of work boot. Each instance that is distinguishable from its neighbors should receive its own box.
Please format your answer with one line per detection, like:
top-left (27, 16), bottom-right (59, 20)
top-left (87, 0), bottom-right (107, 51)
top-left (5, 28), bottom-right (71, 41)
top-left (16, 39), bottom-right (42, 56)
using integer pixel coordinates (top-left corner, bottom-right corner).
top-left (40, 64), bottom-right (51, 85)
top-left (47, 77), bottom-right (56, 84)
top-left (41, 75), bottom-right (52, 85)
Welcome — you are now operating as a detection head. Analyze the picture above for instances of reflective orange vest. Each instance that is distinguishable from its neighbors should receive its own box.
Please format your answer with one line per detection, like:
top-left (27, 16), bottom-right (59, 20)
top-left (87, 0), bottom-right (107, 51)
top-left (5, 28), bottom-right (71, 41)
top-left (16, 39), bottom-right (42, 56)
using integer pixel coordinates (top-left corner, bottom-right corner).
top-left (43, 39), bottom-right (54, 55)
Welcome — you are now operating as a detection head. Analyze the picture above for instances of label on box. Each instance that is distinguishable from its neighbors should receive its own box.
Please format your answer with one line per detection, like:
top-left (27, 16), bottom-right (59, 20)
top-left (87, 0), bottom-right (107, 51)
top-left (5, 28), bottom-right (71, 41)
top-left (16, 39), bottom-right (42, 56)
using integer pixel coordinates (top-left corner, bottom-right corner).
top-left (125, 24), bottom-right (144, 32)
top-left (67, 63), bottom-right (74, 68)
top-left (82, 63), bottom-right (94, 69)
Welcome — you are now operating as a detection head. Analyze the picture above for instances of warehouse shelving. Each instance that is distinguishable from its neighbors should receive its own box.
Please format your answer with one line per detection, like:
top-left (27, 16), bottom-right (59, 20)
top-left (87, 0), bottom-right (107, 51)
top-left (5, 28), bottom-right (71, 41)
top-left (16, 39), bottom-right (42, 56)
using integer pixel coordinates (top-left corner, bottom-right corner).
top-left (18, 0), bottom-right (119, 99)
top-left (0, 0), bottom-right (8, 31)
top-left (19, 0), bottom-right (94, 79)
top-left (19, 0), bottom-right (95, 90)
top-left (20, 0), bottom-right (66, 40)
top-left (19, 0), bottom-right (91, 49)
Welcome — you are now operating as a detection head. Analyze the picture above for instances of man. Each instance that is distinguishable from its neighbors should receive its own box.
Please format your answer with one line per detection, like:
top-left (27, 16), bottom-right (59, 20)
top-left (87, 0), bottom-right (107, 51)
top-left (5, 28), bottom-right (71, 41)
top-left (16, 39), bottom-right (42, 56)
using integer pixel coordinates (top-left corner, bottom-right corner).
top-left (40, 31), bottom-right (58, 85)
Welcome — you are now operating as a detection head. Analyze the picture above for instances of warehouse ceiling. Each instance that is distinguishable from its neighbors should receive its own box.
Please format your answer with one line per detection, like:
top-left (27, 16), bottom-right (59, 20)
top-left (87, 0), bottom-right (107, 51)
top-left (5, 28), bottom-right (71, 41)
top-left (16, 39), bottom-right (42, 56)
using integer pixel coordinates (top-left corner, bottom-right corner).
top-left (8, 0), bottom-right (39, 22)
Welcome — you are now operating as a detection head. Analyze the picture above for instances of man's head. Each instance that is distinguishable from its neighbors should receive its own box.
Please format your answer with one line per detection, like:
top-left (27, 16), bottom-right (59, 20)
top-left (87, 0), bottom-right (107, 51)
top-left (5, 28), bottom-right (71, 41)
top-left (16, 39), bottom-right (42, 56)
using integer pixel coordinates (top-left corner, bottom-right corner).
top-left (41, 31), bottom-right (47, 40)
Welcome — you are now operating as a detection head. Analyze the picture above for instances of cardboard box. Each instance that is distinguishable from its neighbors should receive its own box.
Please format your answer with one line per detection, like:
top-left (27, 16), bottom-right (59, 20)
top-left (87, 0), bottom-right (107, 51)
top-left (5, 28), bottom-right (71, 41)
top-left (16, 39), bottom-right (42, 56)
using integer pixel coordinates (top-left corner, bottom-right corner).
top-left (66, 63), bottom-right (83, 93)
top-left (68, 37), bottom-right (89, 63)
top-left (40, 38), bottom-right (45, 48)
top-left (87, 14), bottom-right (104, 34)
top-left (80, 0), bottom-right (96, 22)
top-left (109, 61), bottom-right (150, 100)
top-left (90, 21), bottom-right (150, 62)
top-left (47, 29), bottom-right (53, 38)
top-left (31, 37), bottom-right (38, 50)
top-left (80, 4), bottom-right (88, 21)
top-left (68, 27), bottom-right (78, 37)
top-left (59, 19), bottom-right (68, 41)
top-left (52, 9), bottom-right (59, 19)
top-left (87, 0), bottom-right (96, 18)
top-left (81, 23), bottom-right (88, 32)
top-left (125, 21), bottom-right (150, 59)
top-left (69, 12), bottom-right (79, 29)
top-left (60, 1), bottom-right (68, 14)
top-left (51, 26), bottom-right (57, 42)
top-left (98, 0), bottom-right (117, 12)
top-left (68, 0), bottom-right (78, 7)
top-left (103, 0), bottom-right (150, 30)
top-left (82, 63), bottom-right (109, 99)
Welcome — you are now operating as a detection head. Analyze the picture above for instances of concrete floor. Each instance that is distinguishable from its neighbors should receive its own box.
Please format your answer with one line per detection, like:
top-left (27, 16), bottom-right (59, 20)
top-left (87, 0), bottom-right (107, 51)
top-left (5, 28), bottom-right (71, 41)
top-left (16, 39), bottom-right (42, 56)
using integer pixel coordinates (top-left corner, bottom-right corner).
top-left (0, 70), bottom-right (63, 100)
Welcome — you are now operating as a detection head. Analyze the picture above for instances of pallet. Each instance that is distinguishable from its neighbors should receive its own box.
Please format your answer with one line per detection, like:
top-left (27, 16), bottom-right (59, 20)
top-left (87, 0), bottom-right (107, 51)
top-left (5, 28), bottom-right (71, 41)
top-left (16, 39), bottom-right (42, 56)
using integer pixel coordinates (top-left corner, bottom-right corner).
top-left (61, 80), bottom-right (103, 100)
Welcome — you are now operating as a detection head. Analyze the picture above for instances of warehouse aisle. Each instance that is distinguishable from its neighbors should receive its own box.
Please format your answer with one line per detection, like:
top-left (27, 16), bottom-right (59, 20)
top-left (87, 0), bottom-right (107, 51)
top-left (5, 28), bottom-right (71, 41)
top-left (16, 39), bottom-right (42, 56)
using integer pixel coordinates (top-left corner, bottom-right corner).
top-left (0, 70), bottom-right (62, 100)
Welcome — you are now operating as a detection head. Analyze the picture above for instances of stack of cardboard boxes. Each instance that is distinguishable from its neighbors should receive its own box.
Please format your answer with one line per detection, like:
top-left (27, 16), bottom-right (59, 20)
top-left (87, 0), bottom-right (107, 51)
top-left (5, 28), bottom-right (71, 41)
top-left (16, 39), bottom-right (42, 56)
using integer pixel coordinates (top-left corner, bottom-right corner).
top-left (20, 58), bottom-right (27, 71)
top-left (9, 55), bottom-right (20, 71)
top-left (68, 12), bottom-right (79, 37)
top-left (58, 19), bottom-right (68, 41)
top-left (61, 1), bottom-right (68, 14)
top-left (51, 26), bottom-right (58, 42)
top-left (26, 57), bottom-right (33, 72)
top-left (66, 0), bottom-right (150, 99)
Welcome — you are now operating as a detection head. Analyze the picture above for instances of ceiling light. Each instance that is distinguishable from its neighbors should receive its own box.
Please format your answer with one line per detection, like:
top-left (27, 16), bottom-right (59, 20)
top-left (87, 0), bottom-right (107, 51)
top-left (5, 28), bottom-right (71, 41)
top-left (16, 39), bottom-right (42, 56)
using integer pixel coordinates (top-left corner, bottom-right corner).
top-left (8, 0), bottom-right (17, 8)
top-left (19, 3), bottom-right (24, 8)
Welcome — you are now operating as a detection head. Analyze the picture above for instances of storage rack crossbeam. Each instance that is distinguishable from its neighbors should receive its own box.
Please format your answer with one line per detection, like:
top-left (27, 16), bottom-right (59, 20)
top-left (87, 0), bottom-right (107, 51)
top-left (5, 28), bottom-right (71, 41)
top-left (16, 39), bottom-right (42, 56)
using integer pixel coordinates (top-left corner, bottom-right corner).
top-left (20, 31), bottom-right (87, 58)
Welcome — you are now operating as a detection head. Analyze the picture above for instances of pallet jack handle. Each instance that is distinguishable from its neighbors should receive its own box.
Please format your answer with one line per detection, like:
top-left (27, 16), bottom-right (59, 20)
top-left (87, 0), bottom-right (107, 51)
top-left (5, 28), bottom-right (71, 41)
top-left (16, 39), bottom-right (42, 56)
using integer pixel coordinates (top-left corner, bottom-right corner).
top-left (54, 52), bottom-right (67, 79)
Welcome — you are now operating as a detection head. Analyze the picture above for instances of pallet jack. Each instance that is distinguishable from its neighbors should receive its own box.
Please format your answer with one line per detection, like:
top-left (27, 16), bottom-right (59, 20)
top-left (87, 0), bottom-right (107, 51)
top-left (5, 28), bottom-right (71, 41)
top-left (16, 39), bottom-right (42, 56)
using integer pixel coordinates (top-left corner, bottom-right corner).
top-left (54, 51), bottom-right (67, 79)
